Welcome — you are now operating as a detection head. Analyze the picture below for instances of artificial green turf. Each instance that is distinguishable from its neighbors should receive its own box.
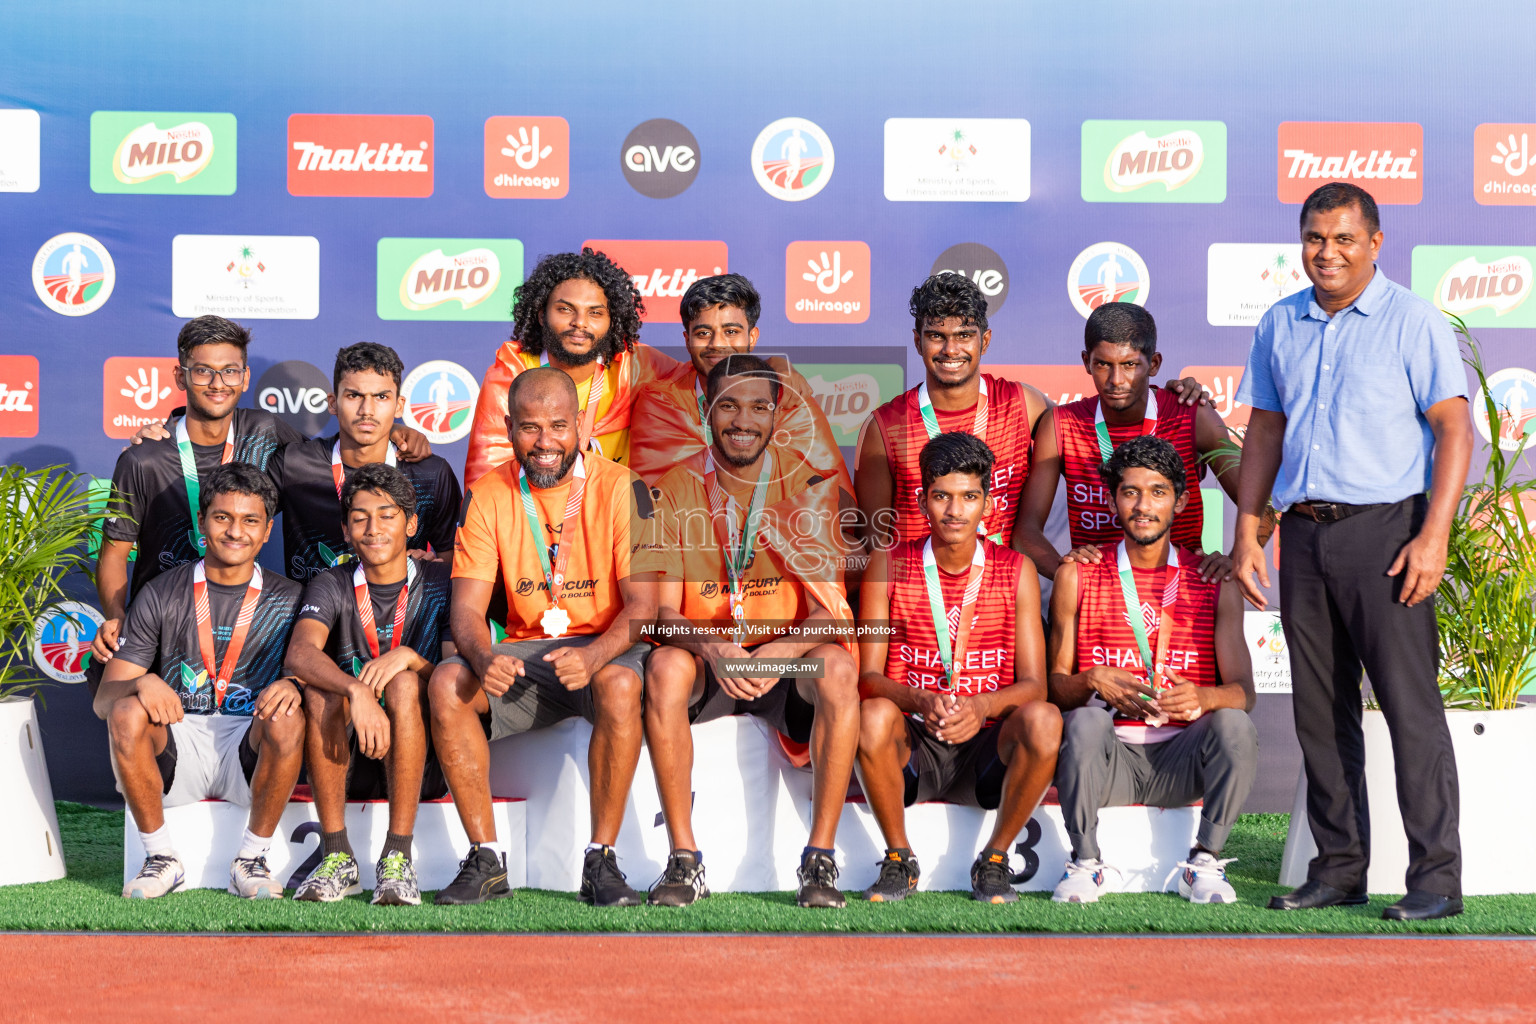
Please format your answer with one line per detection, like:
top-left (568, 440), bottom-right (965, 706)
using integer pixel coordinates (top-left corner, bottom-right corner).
top-left (2, 802), bottom-right (1529, 934)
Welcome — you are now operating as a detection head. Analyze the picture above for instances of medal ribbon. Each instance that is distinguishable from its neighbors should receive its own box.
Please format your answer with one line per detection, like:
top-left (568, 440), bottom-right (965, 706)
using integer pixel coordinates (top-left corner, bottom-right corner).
top-left (541, 353), bottom-right (605, 455)
top-left (192, 560), bottom-right (263, 710)
top-left (921, 539), bottom-right (986, 694)
top-left (1115, 542), bottom-right (1180, 694)
top-left (176, 419), bottom-right (235, 552)
top-left (353, 559), bottom-right (417, 661)
top-left (331, 439), bottom-right (398, 500)
top-left (1094, 393), bottom-right (1159, 463)
top-left (696, 379), bottom-right (712, 447)
top-left (705, 452), bottom-right (772, 646)
top-left (517, 454), bottom-right (587, 609)
top-left (917, 376), bottom-right (989, 442)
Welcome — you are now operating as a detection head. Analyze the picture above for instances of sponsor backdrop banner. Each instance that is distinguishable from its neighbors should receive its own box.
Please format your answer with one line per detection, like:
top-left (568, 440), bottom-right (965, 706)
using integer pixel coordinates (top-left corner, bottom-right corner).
top-left (3, 1), bottom-right (1526, 806)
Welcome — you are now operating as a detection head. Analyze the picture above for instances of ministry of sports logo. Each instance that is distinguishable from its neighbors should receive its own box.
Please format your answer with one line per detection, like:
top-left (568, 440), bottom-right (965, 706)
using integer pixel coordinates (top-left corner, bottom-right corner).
top-left (1206, 243), bottom-right (1308, 326)
top-left (32, 601), bottom-right (104, 684)
top-left (930, 242), bottom-right (1010, 314)
top-left (33, 232), bottom-right (115, 316)
top-left (583, 239), bottom-right (727, 322)
top-left (0, 108), bottom-right (41, 192)
top-left (1475, 124), bottom-right (1536, 205)
top-left (171, 234), bottom-right (319, 319)
top-left (402, 359), bottom-right (478, 444)
top-left (485, 116), bottom-right (568, 199)
top-left (1082, 120), bottom-right (1226, 203)
top-left (377, 238), bottom-right (524, 322)
top-left (288, 114), bottom-right (434, 198)
top-left (1276, 122), bottom-right (1422, 204)
top-left (0, 355), bottom-right (38, 438)
top-left (751, 117), bottom-right (833, 202)
top-left (621, 119), bottom-right (700, 199)
top-left (883, 118), bottom-right (1031, 202)
top-left (1411, 245), bottom-right (1536, 328)
top-left (89, 111), bottom-right (236, 194)
top-left (1472, 367), bottom-right (1536, 451)
top-left (1068, 242), bottom-right (1148, 319)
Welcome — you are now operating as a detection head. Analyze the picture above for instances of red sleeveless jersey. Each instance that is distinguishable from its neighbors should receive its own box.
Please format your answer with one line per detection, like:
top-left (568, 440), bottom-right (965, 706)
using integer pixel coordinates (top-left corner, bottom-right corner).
top-left (1056, 387), bottom-right (1205, 550)
top-left (1073, 543), bottom-right (1219, 739)
top-left (882, 537), bottom-right (1023, 697)
top-left (871, 374), bottom-right (1033, 545)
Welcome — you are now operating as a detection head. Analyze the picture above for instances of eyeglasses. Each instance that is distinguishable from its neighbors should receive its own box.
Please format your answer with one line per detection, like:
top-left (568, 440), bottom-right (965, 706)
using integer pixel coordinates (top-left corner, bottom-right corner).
top-left (181, 364), bottom-right (248, 386)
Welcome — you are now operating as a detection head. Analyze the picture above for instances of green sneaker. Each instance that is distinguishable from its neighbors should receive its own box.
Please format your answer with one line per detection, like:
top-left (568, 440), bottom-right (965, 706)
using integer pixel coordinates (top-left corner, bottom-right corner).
top-left (371, 851), bottom-right (421, 906)
top-left (293, 851), bottom-right (361, 902)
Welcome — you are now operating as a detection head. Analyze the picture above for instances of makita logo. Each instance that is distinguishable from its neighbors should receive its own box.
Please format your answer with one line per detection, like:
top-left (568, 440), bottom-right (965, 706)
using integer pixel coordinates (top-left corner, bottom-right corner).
top-left (582, 239), bottom-right (728, 322)
top-left (0, 356), bottom-right (39, 437)
top-left (1437, 255), bottom-right (1533, 317)
top-left (1106, 129), bottom-right (1203, 192)
top-left (115, 121), bottom-right (214, 184)
top-left (1276, 122), bottom-right (1423, 203)
top-left (0, 382), bottom-right (34, 411)
top-left (401, 247), bottom-right (501, 311)
top-left (288, 114), bottom-right (434, 197)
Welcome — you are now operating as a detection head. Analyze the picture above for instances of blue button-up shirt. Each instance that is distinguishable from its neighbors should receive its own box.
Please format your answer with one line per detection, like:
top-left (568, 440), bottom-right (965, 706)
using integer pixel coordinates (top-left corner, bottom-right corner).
top-left (1235, 267), bottom-right (1467, 511)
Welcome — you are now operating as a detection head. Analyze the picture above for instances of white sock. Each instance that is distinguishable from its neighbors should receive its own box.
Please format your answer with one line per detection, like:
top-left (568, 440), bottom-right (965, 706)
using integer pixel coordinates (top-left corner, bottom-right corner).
top-left (236, 828), bottom-right (272, 860)
top-left (585, 842), bottom-right (610, 854)
top-left (139, 824), bottom-right (174, 857)
top-left (477, 840), bottom-right (506, 860)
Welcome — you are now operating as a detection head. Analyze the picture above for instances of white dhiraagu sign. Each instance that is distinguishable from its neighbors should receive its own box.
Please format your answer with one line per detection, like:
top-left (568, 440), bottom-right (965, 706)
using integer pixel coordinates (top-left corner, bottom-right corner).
top-left (1245, 610), bottom-right (1291, 693)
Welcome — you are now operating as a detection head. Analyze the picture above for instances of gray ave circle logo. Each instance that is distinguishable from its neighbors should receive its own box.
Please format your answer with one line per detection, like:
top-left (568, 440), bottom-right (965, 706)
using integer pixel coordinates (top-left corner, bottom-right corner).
top-left (621, 119), bottom-right (700, 198)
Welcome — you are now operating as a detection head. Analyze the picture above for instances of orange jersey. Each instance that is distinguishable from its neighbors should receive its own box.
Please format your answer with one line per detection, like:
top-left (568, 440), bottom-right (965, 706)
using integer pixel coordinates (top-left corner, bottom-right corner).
top-left (882, 537), bottom-right (1024, 697)
top-left (464, 340), bottom-right (686, 485)
top-left (870, 374), bottom-right (1033, 544)
top-left (453, 454), bottom-right (663, 642)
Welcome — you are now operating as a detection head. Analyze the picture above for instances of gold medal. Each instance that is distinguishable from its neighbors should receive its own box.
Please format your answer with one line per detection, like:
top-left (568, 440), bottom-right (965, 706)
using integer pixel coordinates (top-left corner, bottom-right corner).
top-left (541, 606), bottom-right (571, 638)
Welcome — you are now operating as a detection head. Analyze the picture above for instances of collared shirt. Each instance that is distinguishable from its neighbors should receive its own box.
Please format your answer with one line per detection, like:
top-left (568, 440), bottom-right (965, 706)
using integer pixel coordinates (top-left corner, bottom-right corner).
top-left (1235, 267), bottom-right (1467, 510)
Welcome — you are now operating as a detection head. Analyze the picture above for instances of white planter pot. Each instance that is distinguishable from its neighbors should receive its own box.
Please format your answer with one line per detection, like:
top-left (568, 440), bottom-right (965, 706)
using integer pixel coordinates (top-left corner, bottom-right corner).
top-left (0, 696), bottom-right (67, 886)
top-left (1280, 704), bottom-right (1536, 896)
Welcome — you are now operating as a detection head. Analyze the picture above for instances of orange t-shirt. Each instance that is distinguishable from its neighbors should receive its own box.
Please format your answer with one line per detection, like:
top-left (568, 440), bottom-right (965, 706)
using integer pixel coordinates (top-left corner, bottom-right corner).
top-left (454, 454), bottom-right (663, 641)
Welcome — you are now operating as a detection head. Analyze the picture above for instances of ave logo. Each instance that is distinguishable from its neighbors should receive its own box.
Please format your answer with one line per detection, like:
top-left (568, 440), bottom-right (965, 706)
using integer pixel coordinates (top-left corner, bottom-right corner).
top-left (256, 361), bottom-right (332, 436)
top-left (377, 238), bottom-right (524, 322)
top-left (785, 241), bottom-right (870, 323)
top-left (621, 119), bottom-right (700, 198)
top-left (102, 356), bottom-right (180, 438)
top-left (288, 114), bottom-right (433, 197)
top-left (1082, 120), bottom-right (1226, 203)
top-left (929, 242), bottom-right (1010, 313)
top-left (90, 111), bottom-right (237, 195)
top-left (0, 355), bottom-right (39, 437)
top-left (583, 239), bottom-right (727, 322)
top-left (484, 116), bottom-right (568, 198)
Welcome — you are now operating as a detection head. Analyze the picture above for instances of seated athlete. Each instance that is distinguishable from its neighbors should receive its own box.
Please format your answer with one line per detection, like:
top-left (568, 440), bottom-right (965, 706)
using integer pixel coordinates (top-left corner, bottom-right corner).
top-left (1047, 436), bottom-right (1257, 904)
top-left (94, 464), bottom-right (305, 900)
top-left (430, 367), bottom-right (661, 906)
top-left (855, 432), bottom-right (1061, 903)
top-left (284, 464), bottom-right (453, 905)
top-left (645, 354), bottom-right (860, 909)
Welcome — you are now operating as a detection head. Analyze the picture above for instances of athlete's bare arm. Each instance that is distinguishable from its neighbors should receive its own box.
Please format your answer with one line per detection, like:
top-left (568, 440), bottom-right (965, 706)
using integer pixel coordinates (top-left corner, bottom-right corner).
top-left (449, 577), bottom-right (524, 697)
top-left (981, 566), bottom-right (1048, 714)
top-left (1046, 561), bottom-right (1154, 717)
top-left (856, 547), bottom-right (954, 725)
top-left (1012, 407), bottom-right (1065, 578)
top-left (90, 538), bottom-right (134, 663)
top-left (854, 417), bottom-right (895, 554)
top-left (1158, 581), bottom-right (1255, 722)
top-left (1195, 402), bottom-right (1273, 547)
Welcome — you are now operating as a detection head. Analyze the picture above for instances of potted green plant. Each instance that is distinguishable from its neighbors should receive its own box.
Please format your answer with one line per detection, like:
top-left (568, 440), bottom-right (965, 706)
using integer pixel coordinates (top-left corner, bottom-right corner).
top-left (1280, 318), bottom-right (1536, 895)
top-left (0, 463), bottom-right (103, 886)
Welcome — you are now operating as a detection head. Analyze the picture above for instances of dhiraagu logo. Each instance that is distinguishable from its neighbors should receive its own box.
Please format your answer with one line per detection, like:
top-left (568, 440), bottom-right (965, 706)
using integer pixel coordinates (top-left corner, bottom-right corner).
top-left (377, 238), bottom-right (524, 321)
top-left (1412, 245), bottom-right (1536, 328)
top-left (1081, 120), bottom-right (1226, 203)
top-left (90, 111), bottom-right (236, 194)
top-left (800, 363), bottom-right (904, 446)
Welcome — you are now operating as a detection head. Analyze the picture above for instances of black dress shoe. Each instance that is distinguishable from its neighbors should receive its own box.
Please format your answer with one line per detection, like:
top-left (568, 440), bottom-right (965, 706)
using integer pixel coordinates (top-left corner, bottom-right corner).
top-left (1382, 890), bottom-right (1463, 921)
top-left (1267, 879), bottom-right (1369, 910)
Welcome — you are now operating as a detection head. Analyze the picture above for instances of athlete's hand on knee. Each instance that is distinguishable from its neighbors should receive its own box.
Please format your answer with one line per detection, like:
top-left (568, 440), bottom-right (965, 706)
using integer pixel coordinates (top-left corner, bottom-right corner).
top-left (255, 678), bottom-right (302, 720)
top-left (1195, 549), bottom-right (1235, 583)
top-left (351, 695), bottom-right (392, 759)
top-left (1230, 537), bottom-right (1270, 611)
top-left (359, 646), bottom-right (419, 698)
top-left (1164, 377), bottom-right (1212, 407)
top-left (544, 645), bottom-right (597, 691)
top-left (482, 655), bottom-right (525, 698)
top-left (1085, 665), bottom-right (1156, 719)
top-left (1153, 670), bottom-right (1204, 722)
top-left (1061, 544), bottom-right (1104, 566)
top-left (136, 676), bottom-right (184, 726)
top-left (91, 617), bottom-right (123, 663)
top-left (932, 695), bottom-right (984, 744)
top-left (1388, 529), bottom-right (1448, 607)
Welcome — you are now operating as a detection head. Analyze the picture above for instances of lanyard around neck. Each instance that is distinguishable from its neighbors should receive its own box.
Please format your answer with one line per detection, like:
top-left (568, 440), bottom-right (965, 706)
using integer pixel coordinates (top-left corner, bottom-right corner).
top-left (176, 418), bottom-right (234, 552)
top-left (1115, 542), bottom-right (1180, 691)
top-left (331, 438), bottom-right (398, 500)
top-left (917, 376), bottom-right (988, 442)
top-left (1094, 392), bottom-right (1158, 463)
top-left (192, 559), bottom-right (263, 709)
top-left (705, 452), bottom-right (772, 645)
top-left (353, 559), bottom-right (417, 660)
top-left (517, 454), bottom-right (587, 609)
top-left (921, 539), bottom-right (985, 693)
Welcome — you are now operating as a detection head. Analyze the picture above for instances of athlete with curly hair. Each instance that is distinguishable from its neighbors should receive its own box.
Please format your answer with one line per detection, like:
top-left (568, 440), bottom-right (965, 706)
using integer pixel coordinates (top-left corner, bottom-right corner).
top-left (464, 248), bottom-right (687, 485)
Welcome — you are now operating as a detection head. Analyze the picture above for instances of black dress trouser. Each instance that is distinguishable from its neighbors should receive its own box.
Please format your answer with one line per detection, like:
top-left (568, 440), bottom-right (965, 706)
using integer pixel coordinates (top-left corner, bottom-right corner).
top-left (1279, 495), bottom-right (1462, 898)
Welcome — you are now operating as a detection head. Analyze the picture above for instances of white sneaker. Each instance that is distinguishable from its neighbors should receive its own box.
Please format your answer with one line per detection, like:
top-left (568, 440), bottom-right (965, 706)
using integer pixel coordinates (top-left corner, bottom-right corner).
top-left (1051, 858), bottom-right (1119, 903)
top-left (123, 853), bottom-right (185, 899)
top-left (1170, 852), bottom-right (1238, 904)
top-left (228, 855), bottom-right (283, 899)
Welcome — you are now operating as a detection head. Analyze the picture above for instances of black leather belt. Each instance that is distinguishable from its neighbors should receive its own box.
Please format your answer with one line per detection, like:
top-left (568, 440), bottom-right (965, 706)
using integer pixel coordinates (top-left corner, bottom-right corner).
top-left (1287, 501), bottom-right (1388, 523)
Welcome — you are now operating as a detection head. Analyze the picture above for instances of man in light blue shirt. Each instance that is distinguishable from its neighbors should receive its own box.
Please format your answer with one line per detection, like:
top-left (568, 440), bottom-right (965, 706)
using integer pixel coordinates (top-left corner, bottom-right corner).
top-left (1231, 182), bottom-right (1473, 922)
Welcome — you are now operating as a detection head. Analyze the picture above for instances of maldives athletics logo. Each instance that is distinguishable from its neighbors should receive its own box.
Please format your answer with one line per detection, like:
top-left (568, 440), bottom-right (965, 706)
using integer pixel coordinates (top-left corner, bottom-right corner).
top-left (1472, 367), bottom-right (1536, 452)
top-left (1081, 120), bottom-right (1226, 202)
top-left (89, 111), bottom-right (236, 194)
top-left (377, 238), bottom-right (524, 321)
top-left (1411, 245), bottom-right (1536, 328)
top-left (32, 601), bottom-right (104, 684)
top-left (751, 117), bottom-right (834, 201)
top-left (402, 360), bottom-right (478, 444)
top-left (33, 232), bottom-right (115, 316)
top-left (1067, 242), bottom-right (1149, 319)
top-left (287, 114), bottom-right (433, 197)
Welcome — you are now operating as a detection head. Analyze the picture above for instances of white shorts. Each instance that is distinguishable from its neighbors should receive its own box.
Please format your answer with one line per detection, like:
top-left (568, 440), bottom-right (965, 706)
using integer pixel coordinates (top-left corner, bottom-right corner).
top-left (157, 714), bottom-right (256, 808)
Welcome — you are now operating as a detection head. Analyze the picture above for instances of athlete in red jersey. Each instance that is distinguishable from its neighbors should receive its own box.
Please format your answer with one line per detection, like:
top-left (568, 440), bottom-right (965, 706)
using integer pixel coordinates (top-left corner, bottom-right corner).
top-left (1014, 302), bottom-right (1271, 581)
top-left (1047, 436), bottom-right (1255, 905)
top-left (856, 432), bottom-right (1060, 904)
top-left (857, 274), bottom-right (1049, 552)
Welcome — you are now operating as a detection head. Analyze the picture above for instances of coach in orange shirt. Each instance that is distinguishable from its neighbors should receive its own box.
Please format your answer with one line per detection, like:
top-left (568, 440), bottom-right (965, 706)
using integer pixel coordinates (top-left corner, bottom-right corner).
top-left (429, 368), bottom-right (661, 908)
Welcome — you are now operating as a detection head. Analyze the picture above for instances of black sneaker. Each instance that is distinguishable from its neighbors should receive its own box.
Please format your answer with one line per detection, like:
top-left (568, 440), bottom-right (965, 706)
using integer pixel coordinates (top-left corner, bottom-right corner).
top-left (862, 848), bottom-right (920, 903)
top-left (433, 846), bottom-right (513, 905)
top-left (970, 848), bottom-right (1019, 904)
top-left (796, 849), bottom-right (846, 908)
top-left (647, 850), bottom-right (710, 907)
top-left (580, 846), bottom-right (643, 907)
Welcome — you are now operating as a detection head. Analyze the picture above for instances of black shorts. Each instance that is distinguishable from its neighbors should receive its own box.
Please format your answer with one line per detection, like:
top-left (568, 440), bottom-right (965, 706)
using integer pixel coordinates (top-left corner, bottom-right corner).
top-left (343, 732), bottom-right (450, 802)
top-left (689, 653), bottom-right (815, 746)
top-left (902, 716), bottom-right (1007, 810)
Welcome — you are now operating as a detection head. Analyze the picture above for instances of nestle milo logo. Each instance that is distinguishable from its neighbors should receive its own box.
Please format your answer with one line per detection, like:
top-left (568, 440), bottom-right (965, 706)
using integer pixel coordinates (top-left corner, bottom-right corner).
top-left (90, 111), bottom-right (237, 195)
